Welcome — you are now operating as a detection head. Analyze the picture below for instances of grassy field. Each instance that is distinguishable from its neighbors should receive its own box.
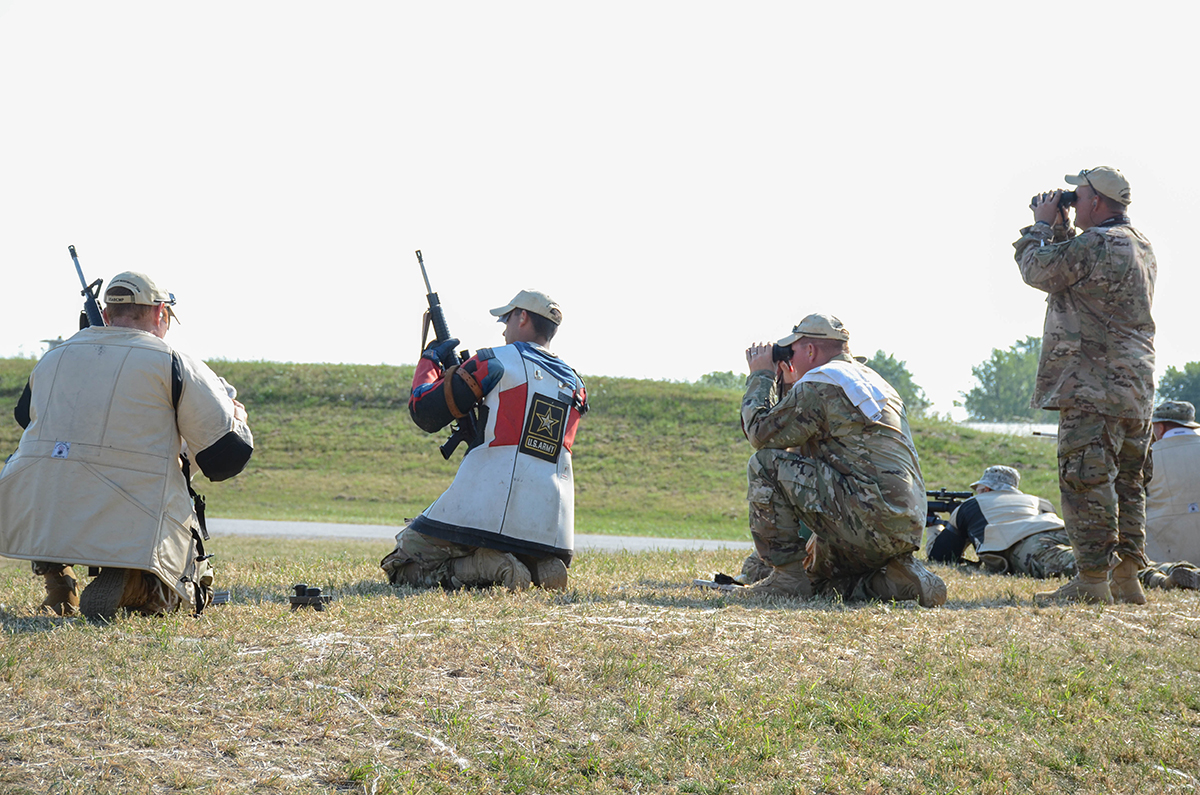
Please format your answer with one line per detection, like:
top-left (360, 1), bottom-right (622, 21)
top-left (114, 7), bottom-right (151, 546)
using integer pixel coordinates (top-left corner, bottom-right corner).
top-left (0, 357), bottom-right (1060, 540)
top-left (1, 539), bottom-right (1198, 794)
top-left (1, 358), bottom-right (1198, 793)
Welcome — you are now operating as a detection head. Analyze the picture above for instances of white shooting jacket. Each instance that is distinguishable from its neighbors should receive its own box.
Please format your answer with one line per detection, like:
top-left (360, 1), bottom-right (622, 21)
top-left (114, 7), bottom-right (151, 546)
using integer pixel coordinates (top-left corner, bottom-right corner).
top-left (0, 326), bottom-right (249, 599)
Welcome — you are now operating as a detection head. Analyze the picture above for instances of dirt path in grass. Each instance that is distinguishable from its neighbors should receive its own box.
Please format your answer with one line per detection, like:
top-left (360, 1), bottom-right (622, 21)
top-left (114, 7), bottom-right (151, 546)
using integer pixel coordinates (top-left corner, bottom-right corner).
top-left (206, 518), bottom-right (754, 553)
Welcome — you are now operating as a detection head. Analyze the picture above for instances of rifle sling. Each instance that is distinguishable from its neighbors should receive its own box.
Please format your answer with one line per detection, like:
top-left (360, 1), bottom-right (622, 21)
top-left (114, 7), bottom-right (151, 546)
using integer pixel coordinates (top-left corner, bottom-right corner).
top-left (443, 364), bottom-right (484, 419)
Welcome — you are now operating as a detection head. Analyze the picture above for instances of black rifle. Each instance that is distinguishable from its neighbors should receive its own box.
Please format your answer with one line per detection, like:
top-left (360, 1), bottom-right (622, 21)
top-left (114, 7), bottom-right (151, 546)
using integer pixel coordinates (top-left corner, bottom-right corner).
top-left (926, 488), bottom-right (973, 527)
top-left (417, 250), bottom-right (479, 459)
top-left (69, 245), bottom-right (105, 329)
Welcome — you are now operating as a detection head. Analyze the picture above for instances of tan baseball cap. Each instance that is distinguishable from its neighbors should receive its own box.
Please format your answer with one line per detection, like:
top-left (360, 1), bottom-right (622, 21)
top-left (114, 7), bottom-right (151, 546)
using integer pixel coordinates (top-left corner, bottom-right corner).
top-left (1065, 166), bottom-right (1131, 206)
top-left (776, 313), bottom-right (850, 347)
top-left (1151, 400), bottom-right (1200, 428)
top-left (489, 289), bottom-right (563, 325)
top-left (104, 271), bottom-right (179, 322)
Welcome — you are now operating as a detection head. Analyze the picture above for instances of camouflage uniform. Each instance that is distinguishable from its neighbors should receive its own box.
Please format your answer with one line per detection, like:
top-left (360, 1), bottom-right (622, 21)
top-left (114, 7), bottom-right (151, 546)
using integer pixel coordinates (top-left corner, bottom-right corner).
top-left (742, 354), bottom-right (926, 601)
top-left (1014, 216), bottom-right (1156, 573)
top-left (1008, 532), bottom-right (1196, 589)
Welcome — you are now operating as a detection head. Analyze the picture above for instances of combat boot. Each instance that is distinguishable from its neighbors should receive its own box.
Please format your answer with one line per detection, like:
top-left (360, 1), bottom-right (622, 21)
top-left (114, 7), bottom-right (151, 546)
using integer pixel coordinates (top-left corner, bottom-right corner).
top-left (1110, 557), bottom-right (1147, 605)
top-left (1034, 569), bottom-right (1113, 606)
top-left (38, 566), bottom-right (80, 616)
top-left (869, 554), bottom-right (947, 607)
top-left (450, 549), bottom-right (532, 591)
top-left (79, 567), bottom-right (142, 620)
top-left (530, 557), bottom-right (569, 591)
top-left (736, 561), bottom-right (813, 598)
top-left (1169, 567), bottom-right (1200, 591)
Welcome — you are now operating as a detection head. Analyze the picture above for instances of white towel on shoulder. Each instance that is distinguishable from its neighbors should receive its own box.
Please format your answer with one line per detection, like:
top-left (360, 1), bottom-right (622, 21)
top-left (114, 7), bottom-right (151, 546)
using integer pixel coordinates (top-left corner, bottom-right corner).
top-left (798, 360), bottom-right (890, 424)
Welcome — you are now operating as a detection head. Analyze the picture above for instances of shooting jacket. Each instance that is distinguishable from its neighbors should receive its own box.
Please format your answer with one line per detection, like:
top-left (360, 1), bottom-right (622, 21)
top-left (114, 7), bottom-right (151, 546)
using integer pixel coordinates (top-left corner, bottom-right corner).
top-left (1145, 432), bottom-right (1200, 566)
top-left (0, 326), bottom-right (253, 599)
top-left (409, 341), bottom-right (586, 564)
top-left (949, 490), bottom-right (1064, 553)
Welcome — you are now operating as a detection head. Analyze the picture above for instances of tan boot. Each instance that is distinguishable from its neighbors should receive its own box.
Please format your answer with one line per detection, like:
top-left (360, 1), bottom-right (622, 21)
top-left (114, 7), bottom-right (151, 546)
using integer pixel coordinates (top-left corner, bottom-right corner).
top-left (1034, 569), bottom-right (1113, 606)
top-left (1110, 558), bottom-right (1147, 605)
top-left (39, 566), bottom-right (80, 616)
top-left (869, 554), bottom-right (947, 607)
top-left (79, 568), bottom-right (142, 620)
top-left (531, 557), bottom-right (568, 591)
top-left (737, 561), bottom-right (813, 598)
top-left (450, 549), bottom-right (532, 591)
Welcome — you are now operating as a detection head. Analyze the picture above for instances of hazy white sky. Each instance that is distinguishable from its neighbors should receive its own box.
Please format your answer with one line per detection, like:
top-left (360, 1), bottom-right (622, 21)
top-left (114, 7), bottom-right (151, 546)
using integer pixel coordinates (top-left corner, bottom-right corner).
top-left (2, 1), bottom-right (1195, 418)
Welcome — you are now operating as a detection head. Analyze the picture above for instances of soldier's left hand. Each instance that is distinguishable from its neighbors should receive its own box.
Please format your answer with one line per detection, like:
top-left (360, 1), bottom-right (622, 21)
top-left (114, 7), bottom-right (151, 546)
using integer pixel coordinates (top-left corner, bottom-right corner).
top-left (1031, 191), bottom-right (1067, 226)
top-left (746, 342), bottom-right (774, 373)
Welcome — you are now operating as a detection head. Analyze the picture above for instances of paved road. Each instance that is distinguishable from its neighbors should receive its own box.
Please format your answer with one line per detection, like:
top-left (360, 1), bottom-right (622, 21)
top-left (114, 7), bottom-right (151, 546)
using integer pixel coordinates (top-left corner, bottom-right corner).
top-left (206, 518), bottom-right (753, 553)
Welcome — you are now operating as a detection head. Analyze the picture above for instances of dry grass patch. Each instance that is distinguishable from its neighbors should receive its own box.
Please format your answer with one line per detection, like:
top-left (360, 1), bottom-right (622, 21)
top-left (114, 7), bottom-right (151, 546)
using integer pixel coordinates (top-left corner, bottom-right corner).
top-left (1, 540), bottom-right (1199, 795)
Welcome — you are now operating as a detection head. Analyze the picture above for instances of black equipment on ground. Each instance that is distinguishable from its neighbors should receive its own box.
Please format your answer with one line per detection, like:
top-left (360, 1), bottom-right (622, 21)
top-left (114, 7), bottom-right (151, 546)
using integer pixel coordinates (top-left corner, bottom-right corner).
top-left (289, 583), bottom-right (333, 611)
top-left (416, 249), bottom-right (480, 460)
top-left (69, 245), bottom-right (105, 329)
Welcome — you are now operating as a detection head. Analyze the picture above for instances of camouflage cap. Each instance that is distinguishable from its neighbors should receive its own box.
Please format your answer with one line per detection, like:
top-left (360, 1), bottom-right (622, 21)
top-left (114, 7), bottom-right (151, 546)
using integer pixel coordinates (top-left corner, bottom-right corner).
top-left (970, 465), bottom-right (1021, 492)
top-left (489, 289), bottom-right (563, 325)
top-left (1151, 400), bottom-right (1200, 428)
top-left (104, 271), bottom-right (179, 322)
top-left (1065, 166), bottom-right (1131, 206)
top-left (776, 313), bottom-right (850, 347)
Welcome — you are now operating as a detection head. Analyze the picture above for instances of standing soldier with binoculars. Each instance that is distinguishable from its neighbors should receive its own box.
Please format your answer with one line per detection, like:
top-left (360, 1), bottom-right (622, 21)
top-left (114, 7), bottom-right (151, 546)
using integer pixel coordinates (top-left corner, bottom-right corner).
top-left (1015, 166), bottom-right (1157, 605)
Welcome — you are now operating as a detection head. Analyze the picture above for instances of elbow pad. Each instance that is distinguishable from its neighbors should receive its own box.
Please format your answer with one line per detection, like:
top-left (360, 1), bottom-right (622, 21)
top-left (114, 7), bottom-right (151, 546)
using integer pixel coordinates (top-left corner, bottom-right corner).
top-left (195, 424), bottom-right (254, 482)
top-left (410, 365), bottom-right (485, 433)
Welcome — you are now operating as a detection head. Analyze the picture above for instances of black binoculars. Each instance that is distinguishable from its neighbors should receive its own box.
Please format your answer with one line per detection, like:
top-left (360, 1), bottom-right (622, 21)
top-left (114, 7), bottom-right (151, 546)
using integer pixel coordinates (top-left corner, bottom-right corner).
top-left (1030, 190), bottom-right (1077, 210)
top-left (772, 343), bottom-right (794, 363)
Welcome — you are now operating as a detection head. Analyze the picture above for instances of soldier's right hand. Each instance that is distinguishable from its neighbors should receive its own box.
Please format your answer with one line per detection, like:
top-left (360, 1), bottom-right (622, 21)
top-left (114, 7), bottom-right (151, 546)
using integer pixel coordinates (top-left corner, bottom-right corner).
top-left (422, 338), bottom-right (460, 365)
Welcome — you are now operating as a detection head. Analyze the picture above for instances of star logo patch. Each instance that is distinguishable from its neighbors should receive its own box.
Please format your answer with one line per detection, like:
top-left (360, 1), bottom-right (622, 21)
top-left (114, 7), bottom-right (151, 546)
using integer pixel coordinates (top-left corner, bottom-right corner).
top-left (519, 394), bottom-right (569, 463)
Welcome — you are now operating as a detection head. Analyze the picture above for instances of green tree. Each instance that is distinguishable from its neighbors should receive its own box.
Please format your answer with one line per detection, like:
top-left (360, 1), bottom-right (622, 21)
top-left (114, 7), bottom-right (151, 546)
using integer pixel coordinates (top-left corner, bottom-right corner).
top-left (1158, 362), bottom-right (1200, 407)
top-left (695, 370), bottom-right (747, 390)
top-left (959, 336), bottom-right (1055, 422)
top-left (864, 351), bottom-right (931, 417)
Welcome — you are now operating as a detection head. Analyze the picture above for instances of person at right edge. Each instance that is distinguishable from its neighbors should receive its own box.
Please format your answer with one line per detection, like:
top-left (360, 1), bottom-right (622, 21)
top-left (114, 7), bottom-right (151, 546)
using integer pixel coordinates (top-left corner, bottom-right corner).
top-left (739, 313), bottom-right (946, 607)
top-left (1015, 166), bottom-right (1157, 605)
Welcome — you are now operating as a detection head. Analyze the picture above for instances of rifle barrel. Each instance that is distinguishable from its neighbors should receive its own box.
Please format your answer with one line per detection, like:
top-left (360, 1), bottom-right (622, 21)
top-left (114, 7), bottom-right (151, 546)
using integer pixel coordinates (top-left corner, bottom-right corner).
top-left (416, 250), bottom-right (433, 294)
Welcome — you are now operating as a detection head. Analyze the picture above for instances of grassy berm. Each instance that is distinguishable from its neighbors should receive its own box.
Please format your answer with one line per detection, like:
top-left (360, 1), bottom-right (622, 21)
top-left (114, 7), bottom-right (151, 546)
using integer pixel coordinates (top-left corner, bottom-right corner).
top-left (2, 357), bottom-right (1062, 538)
top-left (1, 358), bottom-right (1197, 795)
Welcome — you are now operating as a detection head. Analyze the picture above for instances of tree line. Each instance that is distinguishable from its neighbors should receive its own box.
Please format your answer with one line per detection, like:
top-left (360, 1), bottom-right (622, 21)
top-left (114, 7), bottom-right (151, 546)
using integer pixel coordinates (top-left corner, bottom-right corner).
top-left (698, 338), bottom-right (1198, 422)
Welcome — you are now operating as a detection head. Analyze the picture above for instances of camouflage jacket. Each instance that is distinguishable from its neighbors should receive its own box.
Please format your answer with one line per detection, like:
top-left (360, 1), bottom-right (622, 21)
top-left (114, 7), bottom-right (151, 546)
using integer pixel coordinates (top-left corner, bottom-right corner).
top-left (1014, 218), bottom-right (1156, 418)
top-left (740, 353), bottom-right (925, 524)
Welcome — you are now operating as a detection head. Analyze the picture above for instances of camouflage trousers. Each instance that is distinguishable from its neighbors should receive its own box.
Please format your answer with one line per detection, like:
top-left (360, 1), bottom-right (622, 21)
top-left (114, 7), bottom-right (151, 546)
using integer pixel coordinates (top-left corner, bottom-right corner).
top-left (990, 529), bottom-right (1194, 589)
top-left (1001, 529), bottom-right (1081, 578)
top-left (1139, 560), bottom-right (1200, 590)
top-left (747, 448), bottom-right (920, 599)
top-left (379, 524), bottom-right (470, 588)
top-left (1057, 408), bottom-right (1152, 572)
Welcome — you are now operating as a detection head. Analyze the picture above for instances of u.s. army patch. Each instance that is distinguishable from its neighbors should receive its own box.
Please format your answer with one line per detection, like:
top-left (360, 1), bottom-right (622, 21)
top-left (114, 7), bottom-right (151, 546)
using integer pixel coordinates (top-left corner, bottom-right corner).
top-left (519, 394), bottom-right (569, 463)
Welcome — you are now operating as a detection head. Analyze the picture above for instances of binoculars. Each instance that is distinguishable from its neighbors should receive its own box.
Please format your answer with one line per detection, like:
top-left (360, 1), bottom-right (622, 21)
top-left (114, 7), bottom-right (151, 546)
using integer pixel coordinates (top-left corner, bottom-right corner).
top-left (1030, 190), bottom-right (1077, 210)
top-left (772, 343), bottom-right (794, 363)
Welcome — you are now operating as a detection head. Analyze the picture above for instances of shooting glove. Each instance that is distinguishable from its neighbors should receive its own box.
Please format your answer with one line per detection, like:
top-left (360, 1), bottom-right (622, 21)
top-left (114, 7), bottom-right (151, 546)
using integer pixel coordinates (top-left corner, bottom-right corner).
top-left (422, 338), bottom-right (459, 366)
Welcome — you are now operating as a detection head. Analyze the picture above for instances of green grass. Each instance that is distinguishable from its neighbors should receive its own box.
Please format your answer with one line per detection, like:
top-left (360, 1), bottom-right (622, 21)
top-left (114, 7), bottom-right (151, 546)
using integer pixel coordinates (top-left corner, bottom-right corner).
top-left (1, 357), bottom-right (1060, 539)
